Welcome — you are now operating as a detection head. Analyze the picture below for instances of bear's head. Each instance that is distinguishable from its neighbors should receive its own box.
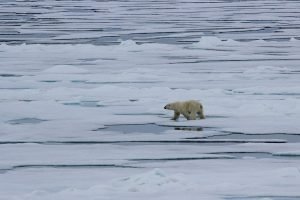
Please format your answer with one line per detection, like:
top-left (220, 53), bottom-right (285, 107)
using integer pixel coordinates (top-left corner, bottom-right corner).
top-left (164, 103), bottom-right (174, 110)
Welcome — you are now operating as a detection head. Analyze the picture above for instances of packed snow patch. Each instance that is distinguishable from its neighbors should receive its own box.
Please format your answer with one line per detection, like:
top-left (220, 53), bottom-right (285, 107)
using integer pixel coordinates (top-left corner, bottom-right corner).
top-left (114, 168), bottom-right (189, 192)
top-left (43, 65), bottom-right (88, 74)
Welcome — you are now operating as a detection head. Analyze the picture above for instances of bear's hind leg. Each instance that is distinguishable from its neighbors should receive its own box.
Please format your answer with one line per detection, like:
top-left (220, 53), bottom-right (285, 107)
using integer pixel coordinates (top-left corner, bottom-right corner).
top-left (189, 111), bottom-right (197, 120)
top-left (197, 111), bottom-right (205, 119)
top-left (172, 111), bottom-right (180, 120)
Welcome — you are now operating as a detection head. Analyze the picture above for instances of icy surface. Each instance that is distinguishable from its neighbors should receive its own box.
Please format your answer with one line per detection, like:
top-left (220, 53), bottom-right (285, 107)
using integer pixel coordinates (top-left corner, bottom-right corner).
top-left (1, 1), bottom-right (300, 200)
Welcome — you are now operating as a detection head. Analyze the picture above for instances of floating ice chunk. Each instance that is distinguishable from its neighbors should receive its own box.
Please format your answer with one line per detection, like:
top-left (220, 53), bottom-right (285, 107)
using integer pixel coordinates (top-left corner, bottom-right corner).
top-left (195, 36), bottom-right (223, 48)
top-left (119, 40), bottom-right (138, 47)
top-left (43, 65), bottom-right (88, 74)
top-left (290, 37), bottom-right (300, 42)
top-left (118, 40), bottom-right (141, 51)
top-left (194, 36), bottom-right (240, 48)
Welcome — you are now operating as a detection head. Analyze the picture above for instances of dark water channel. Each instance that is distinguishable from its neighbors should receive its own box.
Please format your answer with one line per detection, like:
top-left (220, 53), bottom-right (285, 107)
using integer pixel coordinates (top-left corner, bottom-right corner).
top-left (102, 123), bottom-right (300, 143)
top-left (100, 123), bottom-right (204, 134)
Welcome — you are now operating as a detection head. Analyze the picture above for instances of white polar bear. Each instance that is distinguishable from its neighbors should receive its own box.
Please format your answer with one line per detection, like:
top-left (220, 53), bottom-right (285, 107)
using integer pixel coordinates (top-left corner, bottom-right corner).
top-left (164, 100), bottom-right (205, 120)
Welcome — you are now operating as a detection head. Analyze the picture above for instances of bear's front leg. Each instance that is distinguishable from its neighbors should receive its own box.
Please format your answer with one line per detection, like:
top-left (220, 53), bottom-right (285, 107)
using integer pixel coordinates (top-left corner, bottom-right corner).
top-left (182, 112), bottom-right (191, 120)
top-left (172, 111), bottom-right (180, 120)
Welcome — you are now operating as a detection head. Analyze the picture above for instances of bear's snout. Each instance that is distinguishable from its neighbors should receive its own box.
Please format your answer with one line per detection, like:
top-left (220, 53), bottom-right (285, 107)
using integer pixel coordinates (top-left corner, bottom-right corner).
top-left (164, 106), bottom-right (167, 109)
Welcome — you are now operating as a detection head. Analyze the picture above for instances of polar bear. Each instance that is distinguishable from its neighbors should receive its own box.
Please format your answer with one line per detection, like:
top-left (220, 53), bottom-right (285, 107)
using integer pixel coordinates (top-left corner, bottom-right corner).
top-left (164, 100), bottom-right (205, 120)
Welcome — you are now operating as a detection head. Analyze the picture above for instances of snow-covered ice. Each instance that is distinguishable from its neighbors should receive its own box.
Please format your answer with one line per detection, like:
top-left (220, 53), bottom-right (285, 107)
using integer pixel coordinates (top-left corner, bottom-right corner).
top-left (1, 0), bottom-right (300, 200)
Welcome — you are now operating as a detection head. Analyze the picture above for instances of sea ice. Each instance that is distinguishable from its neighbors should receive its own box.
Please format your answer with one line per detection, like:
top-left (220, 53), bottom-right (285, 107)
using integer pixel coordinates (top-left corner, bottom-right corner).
top-left (1, 1), bottom-right (300, 199)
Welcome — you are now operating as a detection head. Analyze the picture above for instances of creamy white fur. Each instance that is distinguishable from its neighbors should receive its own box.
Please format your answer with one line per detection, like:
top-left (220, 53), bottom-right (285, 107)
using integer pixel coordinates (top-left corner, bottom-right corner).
top-left (164, 100), bottom-right (205, 120)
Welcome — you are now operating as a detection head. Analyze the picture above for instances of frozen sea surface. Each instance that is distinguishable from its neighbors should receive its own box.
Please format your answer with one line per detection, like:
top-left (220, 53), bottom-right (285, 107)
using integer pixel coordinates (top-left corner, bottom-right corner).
top-left (1, 0), bottom-right (300, 45)
top-left (1, 1), bottom-right (300, 200)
